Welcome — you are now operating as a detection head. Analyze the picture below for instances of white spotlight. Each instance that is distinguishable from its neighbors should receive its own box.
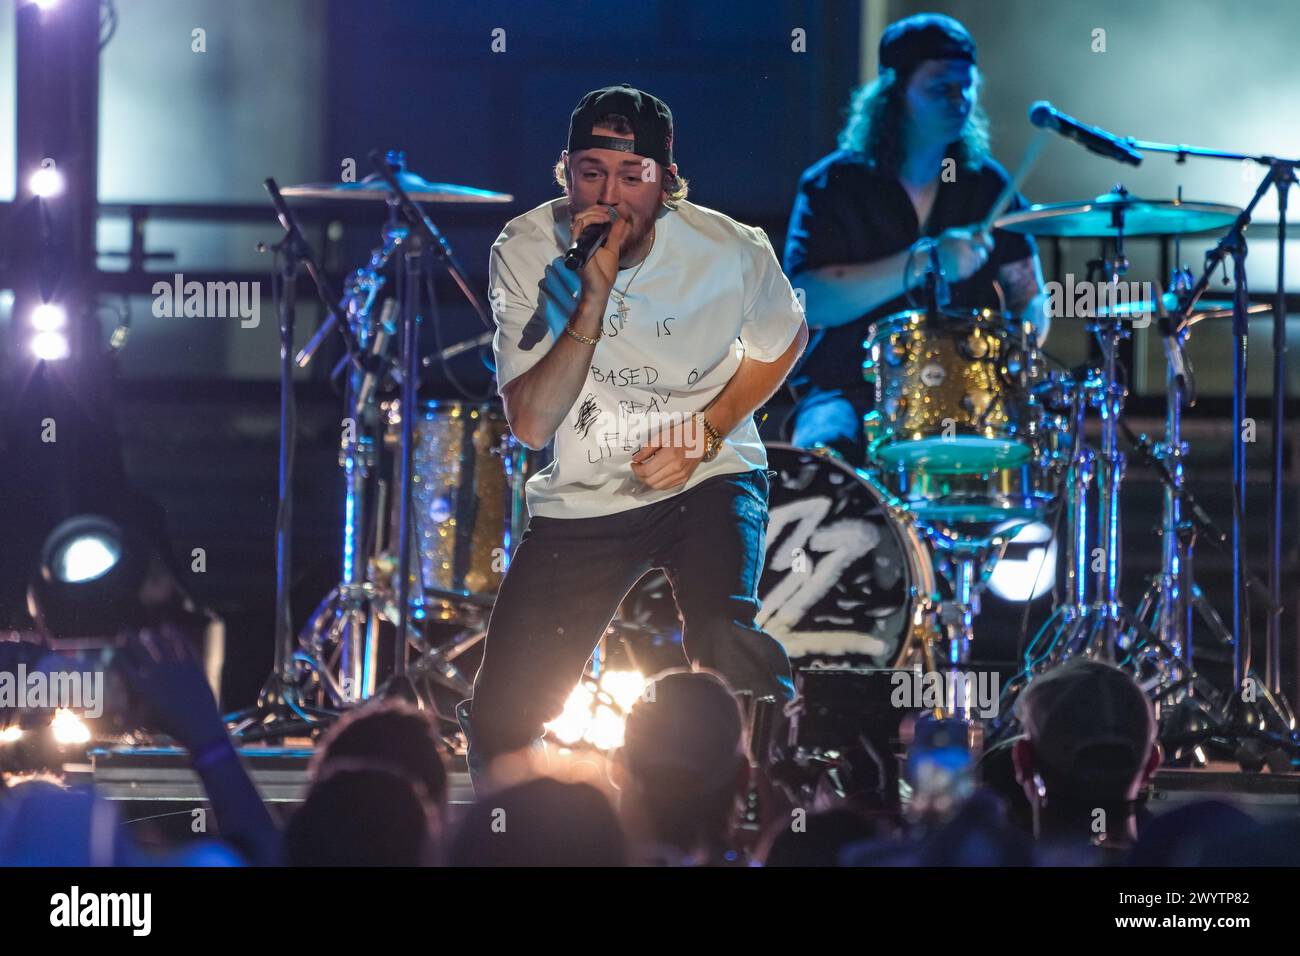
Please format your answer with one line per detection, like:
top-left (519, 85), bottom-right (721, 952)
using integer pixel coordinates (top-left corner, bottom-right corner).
top-left (56, 534), bottom-right (121, 584)
top-left (32, 302), bottom-right (67, 332)
top-left (31, 331), bottom-right (70, 361)
top-left (987, 520), bottom-right (1057, 602)
top-left (29, 160), bottom-right (64, 198)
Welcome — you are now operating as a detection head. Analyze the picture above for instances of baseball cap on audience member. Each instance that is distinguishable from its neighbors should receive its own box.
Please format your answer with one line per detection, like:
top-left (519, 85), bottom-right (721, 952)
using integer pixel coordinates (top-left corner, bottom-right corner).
top-left (1014, 659), bottom-right (1156, 797)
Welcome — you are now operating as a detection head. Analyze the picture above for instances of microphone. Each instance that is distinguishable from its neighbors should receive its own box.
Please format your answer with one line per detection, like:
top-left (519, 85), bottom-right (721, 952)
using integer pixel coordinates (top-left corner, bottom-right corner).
top-left (563, 207), bottom-right (618, 271)
top-left (1028, 101), bottom-right (1142, 167)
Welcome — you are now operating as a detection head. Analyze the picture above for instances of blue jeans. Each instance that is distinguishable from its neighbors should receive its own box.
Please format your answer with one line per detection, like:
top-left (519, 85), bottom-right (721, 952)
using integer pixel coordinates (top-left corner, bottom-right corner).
top-left (458, 468), bottom-right (792, 786)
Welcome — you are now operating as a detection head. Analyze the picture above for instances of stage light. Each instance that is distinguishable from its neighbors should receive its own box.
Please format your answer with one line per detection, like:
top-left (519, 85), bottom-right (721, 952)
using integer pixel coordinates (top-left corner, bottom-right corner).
top-left (29, 160), bottom-right (63, 198)
top-left (32, 0), bottom-right (60, 11)
top-left (545, 669), bottom-right (646, 750)
top-left (31, 302), bottom-right (67, 332)
top-left (31, 331), bottom-right (70, 361)
top-left (0, 727), bottom-right (22, 744)
top-left (986, 520), bottom-right (1057, 602)
top-left (56, 534), bottom-right (121, 584)
top-left (28, 516), bottom-right (150, 640)
top-left (50, 709), bottom-right (90, 746)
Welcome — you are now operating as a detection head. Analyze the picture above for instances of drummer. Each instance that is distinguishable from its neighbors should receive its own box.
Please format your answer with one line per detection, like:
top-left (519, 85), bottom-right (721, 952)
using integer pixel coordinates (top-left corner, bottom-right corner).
top-left (783, 13), bottom-right (1049, 468)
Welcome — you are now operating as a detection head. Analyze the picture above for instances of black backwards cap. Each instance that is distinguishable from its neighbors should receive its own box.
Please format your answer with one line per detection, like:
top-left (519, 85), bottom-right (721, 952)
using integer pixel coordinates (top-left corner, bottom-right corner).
top-left (567, 83), bottom-right (674, 169)
top-left (879, 13), bottom-right (976, 76)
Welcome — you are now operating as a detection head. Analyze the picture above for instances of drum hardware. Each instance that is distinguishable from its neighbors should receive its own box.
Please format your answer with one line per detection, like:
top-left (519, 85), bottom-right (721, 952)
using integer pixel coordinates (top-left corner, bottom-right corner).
top-left (408, 626), bottom-right (488, 698)
top-left (233, 153), bottom-right (510, 743)
top-left (990, 146), bottom-right (1300, 765)
top-left (1118, 303), bottom-right (1293, 747)
top-left (994, 190), bottom-right (1161, 675)
top-left (912, 519), bottom-right (1031, 675)
top-left (998, 144), bottom-right (1295, 715)
top-left (1123, 139), bottom-right (1300, 760)
top-left (347, 150), bottom-right (500, 706)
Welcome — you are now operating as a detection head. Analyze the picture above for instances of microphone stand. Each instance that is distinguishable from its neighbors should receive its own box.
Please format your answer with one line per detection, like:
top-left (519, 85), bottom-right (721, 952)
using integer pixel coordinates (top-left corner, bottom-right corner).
top-left (1127, 139), bottom-right (1299, 703)
top-left (1123, 138), bottom-right (1300, 763)
top-left (227, 179), bottom-right (365, 740)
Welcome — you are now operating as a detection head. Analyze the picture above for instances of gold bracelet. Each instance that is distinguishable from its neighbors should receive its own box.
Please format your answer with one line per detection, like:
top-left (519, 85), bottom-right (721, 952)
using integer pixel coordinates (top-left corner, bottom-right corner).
top-left (564, 322), bottom-right (600, 346)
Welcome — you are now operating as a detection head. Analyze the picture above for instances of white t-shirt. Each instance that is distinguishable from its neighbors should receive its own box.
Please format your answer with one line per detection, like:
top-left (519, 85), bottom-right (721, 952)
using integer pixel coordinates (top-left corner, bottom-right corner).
top-left (490, 197), bottom-right (805, 519)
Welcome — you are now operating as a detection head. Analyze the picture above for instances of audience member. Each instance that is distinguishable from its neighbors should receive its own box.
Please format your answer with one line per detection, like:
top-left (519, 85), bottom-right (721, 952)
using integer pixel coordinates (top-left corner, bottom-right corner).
top-left (611, 669), bottom-right (750, 866)
top-left (446, 776), bottom-right (625, 866)
top-left (286, 765), bottom-right (436, 866)
top-left (1011, 659), bottom-right (1161, 855)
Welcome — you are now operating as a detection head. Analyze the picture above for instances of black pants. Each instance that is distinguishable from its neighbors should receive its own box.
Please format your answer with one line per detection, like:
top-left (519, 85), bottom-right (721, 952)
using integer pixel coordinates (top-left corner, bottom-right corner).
top-left (460, 468), bottom-right (792, 773)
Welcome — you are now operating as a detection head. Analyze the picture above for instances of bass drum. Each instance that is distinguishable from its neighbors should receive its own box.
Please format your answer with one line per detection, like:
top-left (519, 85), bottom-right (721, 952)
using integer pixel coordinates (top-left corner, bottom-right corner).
top-left (618, 444), bottom-right (936, 670)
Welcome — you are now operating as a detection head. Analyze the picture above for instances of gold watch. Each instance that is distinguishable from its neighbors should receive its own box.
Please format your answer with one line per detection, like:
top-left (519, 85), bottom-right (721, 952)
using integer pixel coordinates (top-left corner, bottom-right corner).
top-left (697, 413), bottom-right (723, 462)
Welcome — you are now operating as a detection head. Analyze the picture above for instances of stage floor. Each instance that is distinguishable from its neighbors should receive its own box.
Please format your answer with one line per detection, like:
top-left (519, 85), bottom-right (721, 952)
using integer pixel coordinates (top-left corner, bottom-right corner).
top-left (69, 745), bottom-right (1300, 834)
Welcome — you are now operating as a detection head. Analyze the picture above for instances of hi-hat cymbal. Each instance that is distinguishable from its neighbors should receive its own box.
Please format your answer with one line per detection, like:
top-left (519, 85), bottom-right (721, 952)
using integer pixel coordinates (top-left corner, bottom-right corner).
top-left (996, 192), bottom-right (1240, 238)
top-left (282, 169), bottom-right (513, 204)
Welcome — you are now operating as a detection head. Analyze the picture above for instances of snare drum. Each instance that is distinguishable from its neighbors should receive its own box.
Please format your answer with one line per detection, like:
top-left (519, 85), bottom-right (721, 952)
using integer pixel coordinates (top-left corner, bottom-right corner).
top-left (864, 308), bottom-right (1041, 474)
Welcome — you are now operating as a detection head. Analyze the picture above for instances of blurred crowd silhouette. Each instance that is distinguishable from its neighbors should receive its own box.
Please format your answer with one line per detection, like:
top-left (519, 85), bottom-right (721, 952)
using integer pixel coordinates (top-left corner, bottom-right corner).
top-left (3, 624), bottom-right (1298, 868)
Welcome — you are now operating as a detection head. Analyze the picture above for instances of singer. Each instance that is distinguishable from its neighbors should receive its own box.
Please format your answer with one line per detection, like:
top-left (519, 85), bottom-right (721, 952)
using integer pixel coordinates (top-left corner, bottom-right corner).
top-left (460, 84), bottom-right (809, 789)
top-left (782, 13), bottom-right (1049, 467)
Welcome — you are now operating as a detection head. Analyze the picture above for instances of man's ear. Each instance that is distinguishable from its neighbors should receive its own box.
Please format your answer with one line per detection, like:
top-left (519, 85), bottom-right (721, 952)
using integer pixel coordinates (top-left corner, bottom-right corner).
top-left (1141, 740), bottom-right (1163, 785)
top-left (1011, 737), bottom-right (1034, 785)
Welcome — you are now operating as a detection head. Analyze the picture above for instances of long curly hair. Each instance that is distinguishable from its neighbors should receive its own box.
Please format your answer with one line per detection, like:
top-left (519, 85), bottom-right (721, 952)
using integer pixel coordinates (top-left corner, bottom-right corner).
top-left (837, 67), bottom-right (990, 176)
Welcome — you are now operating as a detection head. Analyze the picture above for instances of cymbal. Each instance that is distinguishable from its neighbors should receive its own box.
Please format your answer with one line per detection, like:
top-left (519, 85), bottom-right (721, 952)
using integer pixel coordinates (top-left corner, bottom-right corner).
top-left (1094, 297), bottom-right (1271, 320)
top-left (996, 192), bottom-right (1240, 238)
top-left (282, 169), bottom-right (513, 204)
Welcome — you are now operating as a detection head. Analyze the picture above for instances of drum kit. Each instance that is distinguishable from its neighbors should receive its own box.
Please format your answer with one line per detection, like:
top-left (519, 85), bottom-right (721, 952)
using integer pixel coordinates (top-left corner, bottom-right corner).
top-left (231, 145), bottom-right (1297, 768)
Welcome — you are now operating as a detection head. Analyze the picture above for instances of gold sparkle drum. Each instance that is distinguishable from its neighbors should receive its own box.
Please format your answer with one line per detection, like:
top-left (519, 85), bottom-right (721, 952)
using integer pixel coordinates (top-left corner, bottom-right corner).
top-left (383, 400), bottom-right (531, 601)
top-left (864, 309), bottom-right (1056, 523)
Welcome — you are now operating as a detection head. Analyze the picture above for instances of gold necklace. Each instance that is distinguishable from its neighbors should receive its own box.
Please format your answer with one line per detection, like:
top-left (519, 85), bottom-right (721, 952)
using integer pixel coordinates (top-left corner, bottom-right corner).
top-left (611, 227), bottom-right (655, 321)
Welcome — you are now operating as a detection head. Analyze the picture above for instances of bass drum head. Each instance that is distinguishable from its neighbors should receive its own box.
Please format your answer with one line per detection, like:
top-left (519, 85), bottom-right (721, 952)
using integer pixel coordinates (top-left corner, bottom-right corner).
top-left (618, 444), bottom-right (932, 670)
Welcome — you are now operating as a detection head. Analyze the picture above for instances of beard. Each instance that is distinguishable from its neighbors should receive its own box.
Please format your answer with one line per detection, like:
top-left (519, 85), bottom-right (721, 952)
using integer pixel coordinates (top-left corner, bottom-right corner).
top-left (617, 211), bottom-right (657, 268)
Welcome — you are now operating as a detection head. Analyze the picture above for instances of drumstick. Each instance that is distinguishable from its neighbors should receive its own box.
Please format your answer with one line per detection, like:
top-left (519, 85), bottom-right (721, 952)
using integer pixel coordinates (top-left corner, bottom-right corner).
top-left (979, 127), bottom-right (1050, 236)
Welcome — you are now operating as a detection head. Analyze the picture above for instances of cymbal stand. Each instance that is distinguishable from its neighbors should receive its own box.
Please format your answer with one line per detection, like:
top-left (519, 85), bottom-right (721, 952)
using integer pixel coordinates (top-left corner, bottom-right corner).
top-left (295, 220), bottom-right (405, 709)
top-left (364, 148), bottom-right (496, 701)
top-left (1009, 202), bottom-right (1162, 687)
